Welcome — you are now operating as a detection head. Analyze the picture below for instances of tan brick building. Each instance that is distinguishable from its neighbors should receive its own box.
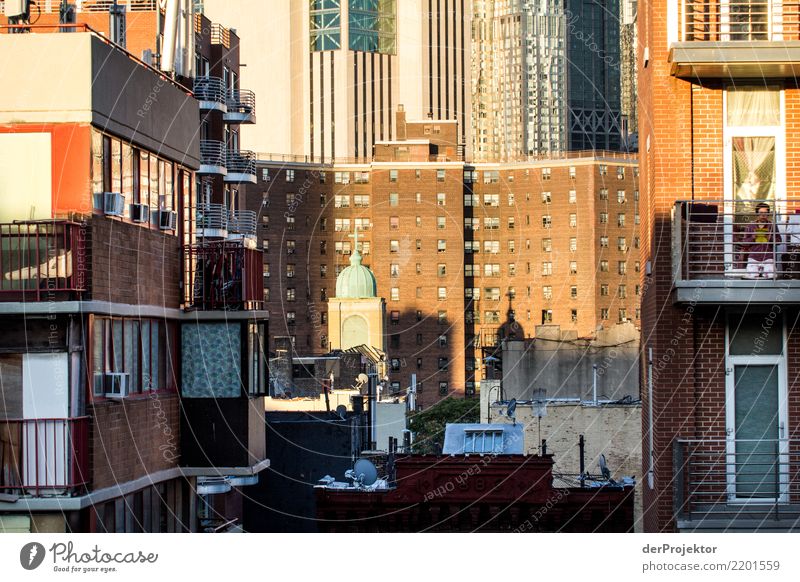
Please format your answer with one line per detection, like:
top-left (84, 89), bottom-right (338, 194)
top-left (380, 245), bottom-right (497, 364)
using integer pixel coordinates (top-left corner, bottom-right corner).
top-left (252, 113), bottom-right (639, 408)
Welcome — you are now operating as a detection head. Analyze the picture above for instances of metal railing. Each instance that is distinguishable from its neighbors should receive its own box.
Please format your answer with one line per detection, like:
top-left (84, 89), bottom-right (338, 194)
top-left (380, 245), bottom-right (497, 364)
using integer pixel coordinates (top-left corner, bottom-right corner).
top-left (226, 89), bottom-right (256, 118)
top-left (226, 150), bottom-right (257, 176)
top-left (195, 203), bottom-right (228, 232)
top-left (679, 0), bottom-right (800, 42)
top-left (77, 0), bottom-right (157, 10)
top-left (674, 438), bottom-right (800, 522)
top-left (673, 200), bottom-right (800, 281)
top-left (0, 221), bottom-right (87, 301)
top-left (193, 76), bottom-right (227, 106)
top-left (228, 210), bottom-right (257, 237)
top-left (184, 241), bottom-right (263, 310)
top-left (199, 140), bottom-right (227, 169)
top-left (0, 417), bottom-right (90, 497)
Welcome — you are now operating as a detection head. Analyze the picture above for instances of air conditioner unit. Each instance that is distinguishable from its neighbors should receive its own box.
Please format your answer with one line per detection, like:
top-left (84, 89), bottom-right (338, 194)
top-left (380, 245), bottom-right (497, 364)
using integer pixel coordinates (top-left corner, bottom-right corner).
top-left (131, 203), bottom-right (150, 224)
top-left (159, 210), bottom-right (178, 230)
top-left (104, 373), bottom-right (131, 399)
top-left (103, 192), bottom-right (125, 216)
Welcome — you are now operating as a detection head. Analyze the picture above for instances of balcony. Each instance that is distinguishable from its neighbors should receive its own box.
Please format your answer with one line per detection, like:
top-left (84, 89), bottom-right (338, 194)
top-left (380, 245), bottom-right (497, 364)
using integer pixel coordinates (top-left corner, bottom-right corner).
top-left (184, 241), bottom-right (264, 311)
top-left (196, 203), bottom-right (229, 239)
top-left (670, 0), bottom-right (800, 78)
top-left (193, 76), bottom-right (227, 112)
top-left (672, 200), bottom-right (800, 303)
top-left (674, 438), bottom-right (800, 531)
top-left (199, 140), bottom-right (227, 175)
top-left (0, 417), bottom-right (90, 497)
top-left (224, 89), bottom-right (256, 124)
top-left (225, 150), bottom-right (257, 184)
top-left (0, 221), bottom-right (87, 302)
top-left (228, 210), bottom-right (257, 241)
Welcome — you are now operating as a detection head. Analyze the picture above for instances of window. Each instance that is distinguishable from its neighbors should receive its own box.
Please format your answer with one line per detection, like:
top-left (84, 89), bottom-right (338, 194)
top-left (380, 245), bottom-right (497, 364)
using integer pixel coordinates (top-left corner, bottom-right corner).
top-left (465, 241), bottom-right (480, 254)
top-left (542, 309), bottom-right (553, 323)
top-left (601, 308), bottom-right (609, 320)
top-left (508, 192), bottom-right (515, 205)
top-left (335, 218), bottom-right (350, 232)
top-left (619, 308), bottom-right (628, 322)
top-left (390, 240), bottom-right (400, 253)
top-left (464, 264), bottom-right (477, 276)
top-left (465, 287), bottom-right (481, 300)
top-left (617, 190), bottom-right (626, 204)
top-left (335, 241), bottom-right (352, 255)
top-left (635, 261), bottom-right (641, 273)
top-left (437, 169), bottom-right (446, 181)
top-left (417, 216), bottom-right (423, 227)
top-left (508, 263), bottom-right (516, 276)
top-left (484, 194), bottom-right (499, 206)
top-left (542, 167), bottom-right (551, 180)
top-left (618, 285), bottom-right (627, 298)
top-left (463, 430), bottom-right (504, 454)
top-left (286, 264), bottom-right (296, 278)
top-left (543, 286), bottom-right (553, 300)
top-left (484, 217), bottom-right (500, 230)
top-left (571, 309), bottom-right (578, 323)
top-left (439, 382), bottom-right (449, 396)
top-left (569, 213), bottom-right (577, 228)
top-left (541, 191), bottom-right (552, 203)
top-left (416, 287), bottom-right (422, 298)
top-left (438, 357), bottom-right (449, 371)
top-left (320, 264), bottom-right (327, 277)
top-left (438, 240), bottom-right (446, 253)
top-left (600, 236), bottom-right (609, 248)
top-left (335, 171), bottom-right (350, 184)
top-left (485, 287), bottom-right (501, 301)
top-left (618, 261), bottom-right (627, 275)
top-left (599, 188), bottom-right (608, 201)
top-left (569, 190), bottom-right (577, 203)
top-left (483, 170), bottom-right (499, 184)
top-left (542, 262), bottom-right (553, 276)
top-left (389, 169), bottom-right (398, 182)
top-left (542, 215), bottom-right (552, 228)
top-left (569, 166), bottom-right (576, 179)
top-left (599, 212), bottom-right (608, 224)
top-left (634, 236), bottom-right (640, 249)
top-left (320, 194), bottom-right (327, 207)
top-left (416, 310), bottom-right (423, 321)
top-left (508, 240), bottom-right (516, 253)
top-left (416, 192), bottom-right (422, 203)
top-left (390, 216), bottom-right (400, 230)
top-left (437, 264), bottom-right (447, 277)
top-left (570, 237), bottom-right (577, 252)
top-left (286, 216), bottom-right (295, 230)
top-left (484, 263), bottom-right (500, 277)
top-left (464, 193), bottom-right (480, 206)
top-left (391, 311), bottom-right (400, 325)
top-left (600, 260), bottom-right (609, 272)
top-left (438, 287), bottom-right (447, 300)
top-left (286, 169), bottom-right (295, 182)
top-left (354, 217), bottom-right (370, 231)
top-left (263, 263), bottom-right (270, 279)
top-left (416, 239), bottom-right (422, 250)
top-left (599, 164), bottom-right (608, 176)
top-left (542, 238), bottom-right (552, 252)
top-left (390, 264), bottom-right (400, 277)
top-left (636, 284), bottom-right (641, 296)
top-left (601, 284), bottom-right (609, 296)
top-left (508, 217), bottom-right (516, 229)
top-left (354, 194), bottom-right (370, 207)
top-left (286, 288), bottom-right (296, 301)
top-left (335, 195), bottom-right (350, 208)
top-left (389, 192), bottom-right (399, 206)
top-left (464, 170), bottom-right (478, 183)
top-left (571, 285), bottom-right (578, 299)
top-left (465, 217), bottom-right (479, 231)
top-left (391, 288), bottom-right (400, 301)
top-left (485, 311), bottom-right (501, 323)
top-left (286, 240), bottom-right (296, 254)
top-left (390, 357), bottom-right (401, 370)
top-left (570, 261), bottom-right (578, 274)
top-left (416, 263), bottom-right (422, 274)
top-left (437, 192), bottom-right (446, 206)
top-left (437, 216), bottom-right (446, 229)
top-left (617, 166), bottom-right (625, 180)
top-left (618, 213), bottom-right (626, 227)
top-left (618, 237), bottom-right (627, 251)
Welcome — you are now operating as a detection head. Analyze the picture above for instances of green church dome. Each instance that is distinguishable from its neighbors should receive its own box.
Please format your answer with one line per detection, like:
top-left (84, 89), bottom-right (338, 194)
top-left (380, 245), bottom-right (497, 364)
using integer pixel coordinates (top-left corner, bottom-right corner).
top-left (335, 250), bottom-right (377, 298)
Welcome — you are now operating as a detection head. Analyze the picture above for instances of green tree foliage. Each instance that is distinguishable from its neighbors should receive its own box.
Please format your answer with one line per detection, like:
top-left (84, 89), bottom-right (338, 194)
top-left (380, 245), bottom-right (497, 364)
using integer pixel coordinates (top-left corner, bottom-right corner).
top-left (407, 398), bottom-right (480, 454)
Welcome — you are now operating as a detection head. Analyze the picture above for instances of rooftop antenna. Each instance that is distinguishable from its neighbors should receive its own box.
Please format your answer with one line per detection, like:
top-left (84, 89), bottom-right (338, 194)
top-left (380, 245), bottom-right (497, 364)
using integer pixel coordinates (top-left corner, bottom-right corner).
top-left (532, 388), bottom-right (547, 455)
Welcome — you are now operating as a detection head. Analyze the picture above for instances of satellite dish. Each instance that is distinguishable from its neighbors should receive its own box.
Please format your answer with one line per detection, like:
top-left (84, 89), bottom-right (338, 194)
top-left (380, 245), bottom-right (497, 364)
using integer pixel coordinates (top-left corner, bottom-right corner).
top-left (506, 398), bottom-right (517, 423)
top-left (352, 458), bottom-right (378, 487)
top-left (599, 454), bottom-right (611, 480)
top-left (336, 404), bottom-right (347, 420)
top-left (357, 373), bottom-right (369, 385)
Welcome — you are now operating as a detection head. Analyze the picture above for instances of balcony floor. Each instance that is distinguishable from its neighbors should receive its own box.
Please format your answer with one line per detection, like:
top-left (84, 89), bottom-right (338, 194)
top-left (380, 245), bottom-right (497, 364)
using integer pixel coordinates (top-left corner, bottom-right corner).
top-left (674, 279), bottom-right (800, 304)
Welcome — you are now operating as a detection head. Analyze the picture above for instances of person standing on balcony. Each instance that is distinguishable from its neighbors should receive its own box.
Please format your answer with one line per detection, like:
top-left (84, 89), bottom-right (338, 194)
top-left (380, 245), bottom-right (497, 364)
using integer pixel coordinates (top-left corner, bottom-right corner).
top-left (742, 202), bottom-right (780, 279)
top-left (782, 209), bottom-right (800, 278)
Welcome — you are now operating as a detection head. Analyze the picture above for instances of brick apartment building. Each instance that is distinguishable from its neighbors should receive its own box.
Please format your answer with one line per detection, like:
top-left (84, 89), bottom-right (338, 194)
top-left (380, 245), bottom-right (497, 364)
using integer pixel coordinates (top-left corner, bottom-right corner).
top-left (252, 110), bottom-right (639, 408)
top-left (0, 9), bottom-right (267, 533)
top-left (640, 1), bottom-right (800, 531)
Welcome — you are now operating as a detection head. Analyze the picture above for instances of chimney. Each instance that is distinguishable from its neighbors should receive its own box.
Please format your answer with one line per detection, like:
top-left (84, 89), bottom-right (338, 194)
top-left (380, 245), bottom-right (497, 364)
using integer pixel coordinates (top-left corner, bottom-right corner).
top-left (396, 104), bottom-right (407, 141)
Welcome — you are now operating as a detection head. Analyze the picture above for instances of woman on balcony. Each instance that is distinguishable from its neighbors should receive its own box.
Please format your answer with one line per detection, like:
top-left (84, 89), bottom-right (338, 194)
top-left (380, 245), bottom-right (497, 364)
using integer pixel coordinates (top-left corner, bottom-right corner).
top-left (742, 202), bottom-right (780, 279)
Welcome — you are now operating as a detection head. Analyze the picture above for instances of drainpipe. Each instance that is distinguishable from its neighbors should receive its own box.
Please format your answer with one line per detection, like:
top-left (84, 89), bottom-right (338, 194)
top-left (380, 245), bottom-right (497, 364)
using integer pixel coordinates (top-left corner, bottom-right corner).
top-left (648, 347), bottom-right (654, 490)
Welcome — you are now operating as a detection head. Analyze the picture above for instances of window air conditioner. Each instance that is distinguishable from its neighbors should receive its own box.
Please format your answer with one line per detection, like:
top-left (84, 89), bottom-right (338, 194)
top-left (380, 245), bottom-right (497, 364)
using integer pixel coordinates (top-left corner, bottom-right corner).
top-left (103, 192), bottom-right (125, 216)
top-left (159, 210), bottom-right (178, 230)
top-left (104, 373), bottom-right (131, 399)
top-left (131, 203), bottom-right (150, 224)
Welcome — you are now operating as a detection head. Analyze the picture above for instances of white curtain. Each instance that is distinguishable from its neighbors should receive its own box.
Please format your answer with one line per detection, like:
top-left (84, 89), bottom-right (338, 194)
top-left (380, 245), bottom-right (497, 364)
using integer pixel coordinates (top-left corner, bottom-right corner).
top-left (727, 87), bottom-right (780, 126)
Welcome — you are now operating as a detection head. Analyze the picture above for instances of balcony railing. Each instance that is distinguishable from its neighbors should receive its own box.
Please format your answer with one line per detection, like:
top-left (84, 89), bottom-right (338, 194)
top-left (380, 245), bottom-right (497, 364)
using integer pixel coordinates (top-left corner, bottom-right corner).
top-left (199, 140), bottom-right (227, 174)
top-left (224, 89), bottom-right (256, 124)
top-left (679, 0), bottom-right (800, 42)
top-left (674, 438), bottom-right (800, 528)
top-left (210, 23), bottom-right (231, 48)
top-left (0, 417), bottom-right (90, 497)
top-left (196, 203), bottom-right (229, 236)
top-left (225, 150), bottom-right (257, 183)
top-left (672, 200), bottom-right (800, 282)
top-left (184, 241), bottom-right (264, 310)
top-left (0, 221), bottom-right (87, 301)
top-left (193, 76), bottom-right (227, 111)
top-left (228, 210), bottom-right (257, 238)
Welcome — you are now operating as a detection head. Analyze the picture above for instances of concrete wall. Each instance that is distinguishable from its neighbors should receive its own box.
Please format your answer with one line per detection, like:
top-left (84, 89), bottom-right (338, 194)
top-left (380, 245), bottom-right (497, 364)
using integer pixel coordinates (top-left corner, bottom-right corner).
top-left (502, 323), bottom-right (640, 402)
top-left (374, 401), bottom-right (407, 452)
top-left (489, 401), bottom-right (643, 531)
